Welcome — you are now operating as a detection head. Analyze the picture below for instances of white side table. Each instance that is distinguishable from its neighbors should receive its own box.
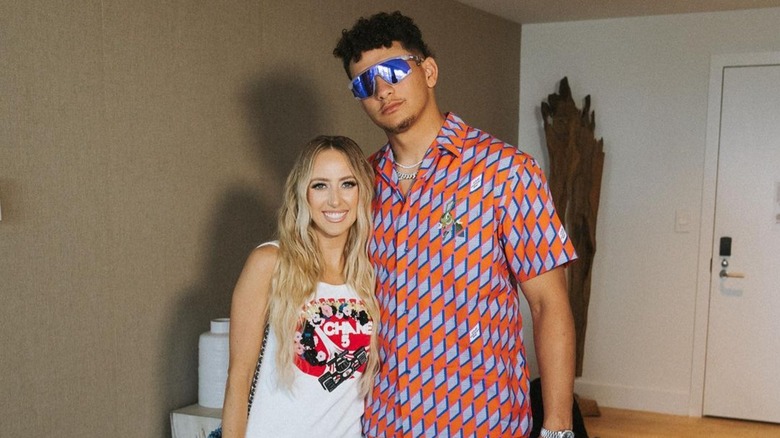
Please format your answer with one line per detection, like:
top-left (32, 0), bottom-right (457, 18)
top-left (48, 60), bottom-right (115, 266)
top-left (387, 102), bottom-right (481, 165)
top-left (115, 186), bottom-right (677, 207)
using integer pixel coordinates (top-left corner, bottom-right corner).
top-left (170, 404), bottom-right (221, 438)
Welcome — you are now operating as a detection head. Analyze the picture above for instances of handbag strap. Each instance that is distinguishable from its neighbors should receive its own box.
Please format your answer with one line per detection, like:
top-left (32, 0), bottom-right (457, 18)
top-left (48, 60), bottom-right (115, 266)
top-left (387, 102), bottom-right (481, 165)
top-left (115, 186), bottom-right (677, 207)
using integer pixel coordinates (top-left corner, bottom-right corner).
top-left (246, 323), bottom-right (269, 416)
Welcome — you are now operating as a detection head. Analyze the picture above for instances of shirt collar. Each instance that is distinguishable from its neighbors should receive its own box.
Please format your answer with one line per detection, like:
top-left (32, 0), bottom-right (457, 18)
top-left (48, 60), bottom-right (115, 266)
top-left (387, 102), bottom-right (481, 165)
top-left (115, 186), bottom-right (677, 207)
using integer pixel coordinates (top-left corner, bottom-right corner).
top-left (434, 112), bottom-right (467, 158)
top-left (376, 112), bottom-right (467, 167)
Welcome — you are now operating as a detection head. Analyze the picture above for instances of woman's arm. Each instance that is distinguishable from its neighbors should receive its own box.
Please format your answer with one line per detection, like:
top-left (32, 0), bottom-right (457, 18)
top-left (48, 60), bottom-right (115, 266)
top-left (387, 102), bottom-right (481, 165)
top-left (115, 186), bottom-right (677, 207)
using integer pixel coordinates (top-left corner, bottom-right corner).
top-left (221, 245), bottom-right (277, 438)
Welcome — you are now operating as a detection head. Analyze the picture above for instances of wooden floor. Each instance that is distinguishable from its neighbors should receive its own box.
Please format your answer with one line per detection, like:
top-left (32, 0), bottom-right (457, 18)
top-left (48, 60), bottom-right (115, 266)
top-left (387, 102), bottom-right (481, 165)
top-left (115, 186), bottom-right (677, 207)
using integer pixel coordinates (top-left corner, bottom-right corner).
top-left (583, 407), bottom-right (780, 438)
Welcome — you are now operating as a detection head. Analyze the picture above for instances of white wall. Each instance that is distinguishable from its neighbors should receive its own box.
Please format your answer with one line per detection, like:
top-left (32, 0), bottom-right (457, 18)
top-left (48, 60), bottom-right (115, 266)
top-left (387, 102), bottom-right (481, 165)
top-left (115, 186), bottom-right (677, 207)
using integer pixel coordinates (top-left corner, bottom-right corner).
top-left (518, 8), bottom-right (780, 415)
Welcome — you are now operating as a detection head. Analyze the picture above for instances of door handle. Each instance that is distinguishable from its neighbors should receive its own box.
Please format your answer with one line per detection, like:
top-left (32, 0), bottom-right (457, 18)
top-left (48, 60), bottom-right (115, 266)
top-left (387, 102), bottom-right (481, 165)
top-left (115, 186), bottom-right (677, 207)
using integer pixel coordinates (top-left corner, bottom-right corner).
top-left (719, 269), bottom-right (745, 278)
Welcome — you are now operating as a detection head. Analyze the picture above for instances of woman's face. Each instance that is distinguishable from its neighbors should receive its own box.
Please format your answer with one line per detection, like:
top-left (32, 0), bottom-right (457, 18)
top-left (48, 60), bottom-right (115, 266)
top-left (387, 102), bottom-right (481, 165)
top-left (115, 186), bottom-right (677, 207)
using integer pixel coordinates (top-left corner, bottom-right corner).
top-left (306, 149), bottom-right (359, 243)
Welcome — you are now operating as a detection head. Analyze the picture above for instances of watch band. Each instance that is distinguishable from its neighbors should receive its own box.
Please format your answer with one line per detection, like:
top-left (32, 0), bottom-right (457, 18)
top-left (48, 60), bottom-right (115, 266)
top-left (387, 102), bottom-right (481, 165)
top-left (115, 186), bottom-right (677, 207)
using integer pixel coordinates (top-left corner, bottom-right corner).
top-left (540, 427), bottom-right (575, 438)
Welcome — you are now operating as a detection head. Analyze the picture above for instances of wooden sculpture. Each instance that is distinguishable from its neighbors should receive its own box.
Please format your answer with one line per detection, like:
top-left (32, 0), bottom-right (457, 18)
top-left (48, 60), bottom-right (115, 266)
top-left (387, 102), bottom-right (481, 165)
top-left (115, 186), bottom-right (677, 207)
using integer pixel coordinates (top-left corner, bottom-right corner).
top-left (541, 77), bottom-right (604, 377)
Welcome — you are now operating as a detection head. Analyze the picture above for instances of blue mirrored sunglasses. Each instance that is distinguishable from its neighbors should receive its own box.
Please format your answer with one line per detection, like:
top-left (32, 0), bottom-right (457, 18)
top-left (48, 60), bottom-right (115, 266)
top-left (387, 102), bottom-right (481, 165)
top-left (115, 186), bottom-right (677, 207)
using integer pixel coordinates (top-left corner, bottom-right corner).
top-left (349, 55), bottom-right (423, 100)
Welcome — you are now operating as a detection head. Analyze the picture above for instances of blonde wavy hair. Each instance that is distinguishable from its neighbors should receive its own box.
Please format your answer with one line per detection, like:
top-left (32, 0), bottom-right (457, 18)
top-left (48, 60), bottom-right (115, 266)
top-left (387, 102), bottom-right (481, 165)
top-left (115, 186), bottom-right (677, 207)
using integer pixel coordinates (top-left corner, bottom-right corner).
top-left (269, 135), bottom-right (379, 396)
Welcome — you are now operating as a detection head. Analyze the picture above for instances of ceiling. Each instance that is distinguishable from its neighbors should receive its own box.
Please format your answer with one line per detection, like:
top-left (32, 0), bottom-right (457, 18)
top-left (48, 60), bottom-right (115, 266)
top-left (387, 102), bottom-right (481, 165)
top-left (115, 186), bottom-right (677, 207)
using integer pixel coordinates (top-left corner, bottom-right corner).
top-left (454, 0), bottom-right (780, 23)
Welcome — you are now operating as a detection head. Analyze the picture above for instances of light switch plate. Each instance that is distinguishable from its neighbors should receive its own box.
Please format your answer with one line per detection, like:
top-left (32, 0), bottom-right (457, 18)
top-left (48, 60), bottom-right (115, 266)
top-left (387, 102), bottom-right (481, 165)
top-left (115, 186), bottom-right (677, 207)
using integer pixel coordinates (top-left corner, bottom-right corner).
top-left (675, 209), bottom-right (691, 233)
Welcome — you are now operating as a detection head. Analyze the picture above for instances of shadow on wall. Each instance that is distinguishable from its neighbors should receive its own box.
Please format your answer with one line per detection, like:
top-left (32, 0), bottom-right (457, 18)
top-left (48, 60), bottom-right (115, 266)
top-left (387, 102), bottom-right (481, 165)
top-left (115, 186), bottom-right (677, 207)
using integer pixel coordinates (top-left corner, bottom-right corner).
top-left (159, 66), bottom-right (329, 435)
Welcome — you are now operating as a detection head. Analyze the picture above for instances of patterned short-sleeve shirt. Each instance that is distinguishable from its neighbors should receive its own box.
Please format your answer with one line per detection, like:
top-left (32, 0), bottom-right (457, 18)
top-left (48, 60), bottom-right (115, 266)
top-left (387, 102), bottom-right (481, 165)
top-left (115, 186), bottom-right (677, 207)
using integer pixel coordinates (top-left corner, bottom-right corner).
top-left (364, 113), bottom-right (577, 438)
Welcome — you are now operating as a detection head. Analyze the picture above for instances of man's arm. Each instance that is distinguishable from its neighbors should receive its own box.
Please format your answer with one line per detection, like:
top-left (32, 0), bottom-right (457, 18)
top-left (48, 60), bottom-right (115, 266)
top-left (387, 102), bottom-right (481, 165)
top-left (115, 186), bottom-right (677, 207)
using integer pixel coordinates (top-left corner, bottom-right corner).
top-left (521, 266), bottom-right (576, 431)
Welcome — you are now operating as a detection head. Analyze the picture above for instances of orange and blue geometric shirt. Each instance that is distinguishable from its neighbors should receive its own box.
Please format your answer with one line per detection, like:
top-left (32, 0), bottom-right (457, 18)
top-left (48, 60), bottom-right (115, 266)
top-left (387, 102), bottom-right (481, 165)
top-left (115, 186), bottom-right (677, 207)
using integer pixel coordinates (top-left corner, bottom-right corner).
top-left (364, 113), bottom-right (577, 437)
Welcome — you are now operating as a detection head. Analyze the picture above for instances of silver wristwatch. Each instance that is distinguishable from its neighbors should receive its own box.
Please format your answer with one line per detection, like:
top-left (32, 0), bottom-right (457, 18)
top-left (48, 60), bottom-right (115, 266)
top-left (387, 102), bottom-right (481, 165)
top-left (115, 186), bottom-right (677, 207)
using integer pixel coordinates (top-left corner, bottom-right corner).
top-left (540, 427), bottom-right (575, 438)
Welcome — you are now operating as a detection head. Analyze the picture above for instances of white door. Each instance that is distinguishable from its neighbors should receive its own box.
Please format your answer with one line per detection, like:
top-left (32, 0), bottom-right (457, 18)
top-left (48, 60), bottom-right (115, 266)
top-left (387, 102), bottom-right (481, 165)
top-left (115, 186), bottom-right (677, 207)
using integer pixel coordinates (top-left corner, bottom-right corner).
top-left (703, 62), bottom-right (780, 423)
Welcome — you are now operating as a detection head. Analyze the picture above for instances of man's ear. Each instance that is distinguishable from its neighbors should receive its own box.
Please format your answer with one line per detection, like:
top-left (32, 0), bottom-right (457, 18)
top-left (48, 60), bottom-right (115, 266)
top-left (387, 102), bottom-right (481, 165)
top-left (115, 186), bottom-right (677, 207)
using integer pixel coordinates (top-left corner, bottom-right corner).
top-left (422, 57), bottom-right (438, 88)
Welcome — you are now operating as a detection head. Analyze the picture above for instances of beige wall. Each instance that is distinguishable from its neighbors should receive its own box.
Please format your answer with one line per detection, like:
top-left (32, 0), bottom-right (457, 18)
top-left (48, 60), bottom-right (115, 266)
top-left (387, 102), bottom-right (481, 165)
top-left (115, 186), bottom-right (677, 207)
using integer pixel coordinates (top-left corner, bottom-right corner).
top-left (0, 1), bottom-right (519, 436)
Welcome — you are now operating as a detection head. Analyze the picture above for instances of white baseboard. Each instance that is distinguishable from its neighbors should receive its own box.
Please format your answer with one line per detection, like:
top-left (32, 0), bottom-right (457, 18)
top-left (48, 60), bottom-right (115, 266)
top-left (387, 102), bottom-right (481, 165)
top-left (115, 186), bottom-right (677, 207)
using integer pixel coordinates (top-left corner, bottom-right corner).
top-left (574, 379), bottom-right (691, 416)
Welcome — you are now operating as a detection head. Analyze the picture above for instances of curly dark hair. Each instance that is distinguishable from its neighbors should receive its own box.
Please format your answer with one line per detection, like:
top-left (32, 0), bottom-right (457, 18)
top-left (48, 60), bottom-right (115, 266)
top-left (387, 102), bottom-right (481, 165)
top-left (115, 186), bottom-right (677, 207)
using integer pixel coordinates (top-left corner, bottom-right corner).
top-left (333, 11), bottom-right (434, 78)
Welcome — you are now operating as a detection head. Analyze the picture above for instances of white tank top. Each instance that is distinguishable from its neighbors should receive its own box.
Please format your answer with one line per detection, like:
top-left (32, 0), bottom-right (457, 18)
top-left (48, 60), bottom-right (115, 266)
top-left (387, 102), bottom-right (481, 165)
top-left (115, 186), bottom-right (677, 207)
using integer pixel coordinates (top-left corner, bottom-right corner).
top-left (244, 279), bottom-right (373, 438)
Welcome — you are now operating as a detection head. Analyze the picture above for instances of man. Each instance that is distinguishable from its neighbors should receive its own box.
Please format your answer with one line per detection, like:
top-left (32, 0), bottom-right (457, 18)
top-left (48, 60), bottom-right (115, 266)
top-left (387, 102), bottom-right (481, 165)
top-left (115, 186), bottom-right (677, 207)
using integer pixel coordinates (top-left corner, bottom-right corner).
top-left (333, 11), bottom-right (577, 438)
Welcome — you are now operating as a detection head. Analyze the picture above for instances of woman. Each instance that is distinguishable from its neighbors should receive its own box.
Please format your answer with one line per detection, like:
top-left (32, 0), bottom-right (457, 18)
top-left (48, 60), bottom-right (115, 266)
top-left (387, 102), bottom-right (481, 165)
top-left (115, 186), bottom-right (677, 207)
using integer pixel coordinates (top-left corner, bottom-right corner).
top-left (221, 136), bottom-right (379, 438)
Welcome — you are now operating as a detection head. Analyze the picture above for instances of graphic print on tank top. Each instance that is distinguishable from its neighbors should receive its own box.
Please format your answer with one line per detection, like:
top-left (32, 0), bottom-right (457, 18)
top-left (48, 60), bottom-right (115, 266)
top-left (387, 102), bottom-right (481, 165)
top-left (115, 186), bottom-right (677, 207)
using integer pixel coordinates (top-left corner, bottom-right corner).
top-left (294, 298), bottom-right (372, 392)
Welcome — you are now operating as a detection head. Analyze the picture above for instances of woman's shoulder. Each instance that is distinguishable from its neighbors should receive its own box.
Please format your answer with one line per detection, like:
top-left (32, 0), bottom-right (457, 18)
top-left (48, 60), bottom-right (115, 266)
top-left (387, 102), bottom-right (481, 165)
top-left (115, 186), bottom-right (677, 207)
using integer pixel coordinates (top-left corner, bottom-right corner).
top-left (245, 241), bottom-right (279, 273)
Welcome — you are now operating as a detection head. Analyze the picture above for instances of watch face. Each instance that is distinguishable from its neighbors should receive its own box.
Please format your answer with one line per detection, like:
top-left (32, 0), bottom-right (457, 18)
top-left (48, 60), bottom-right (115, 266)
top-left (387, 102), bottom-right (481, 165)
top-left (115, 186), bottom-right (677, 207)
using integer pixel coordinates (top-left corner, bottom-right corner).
top-left (561, 432), bottom-right (575, 438)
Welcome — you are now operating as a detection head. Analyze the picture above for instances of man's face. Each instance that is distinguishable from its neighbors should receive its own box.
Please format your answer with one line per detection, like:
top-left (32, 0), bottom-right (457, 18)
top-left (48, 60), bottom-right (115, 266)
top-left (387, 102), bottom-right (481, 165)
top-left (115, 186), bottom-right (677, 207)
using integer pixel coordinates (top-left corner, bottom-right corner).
top-left (348, 41), bottom-right (434, 135)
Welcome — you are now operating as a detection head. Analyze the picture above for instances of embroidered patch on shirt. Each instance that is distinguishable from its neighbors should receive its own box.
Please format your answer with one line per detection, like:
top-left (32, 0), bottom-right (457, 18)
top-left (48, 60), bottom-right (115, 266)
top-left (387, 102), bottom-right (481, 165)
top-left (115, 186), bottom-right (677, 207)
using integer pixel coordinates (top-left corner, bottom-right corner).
top-left (558, 225), bottom-right (568, 241)
top-left (469, 324), bottom-right (480, 342)
top-left (470, 175), bottom-right (483, 192)
top-left (439, 199), bottom-right (464, 239)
